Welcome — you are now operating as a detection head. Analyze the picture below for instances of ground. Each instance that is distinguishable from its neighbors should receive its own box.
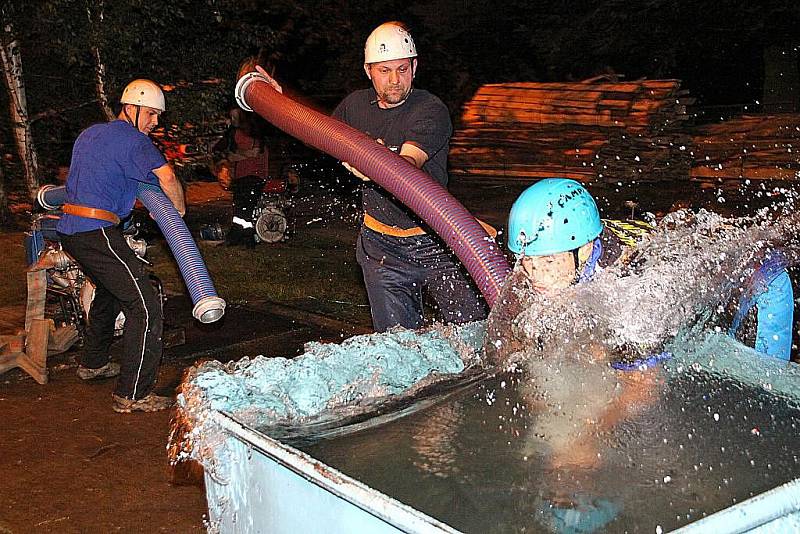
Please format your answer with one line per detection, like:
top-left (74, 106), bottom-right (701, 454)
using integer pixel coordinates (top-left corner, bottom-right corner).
top-left (0, 174), bottom-right (793, 532)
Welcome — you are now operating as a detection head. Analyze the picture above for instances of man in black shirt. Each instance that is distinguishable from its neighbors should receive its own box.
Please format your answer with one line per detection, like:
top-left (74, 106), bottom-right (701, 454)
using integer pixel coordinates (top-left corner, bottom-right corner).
top-left (333, 22), bottom-right (487, 331)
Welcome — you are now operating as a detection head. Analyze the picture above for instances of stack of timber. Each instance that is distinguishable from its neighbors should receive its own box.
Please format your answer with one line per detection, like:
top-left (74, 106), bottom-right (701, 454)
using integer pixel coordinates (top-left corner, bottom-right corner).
top-left (449, 80), bottom-right (693, 183)
top-left (690, 114), bottom-right (800, 182)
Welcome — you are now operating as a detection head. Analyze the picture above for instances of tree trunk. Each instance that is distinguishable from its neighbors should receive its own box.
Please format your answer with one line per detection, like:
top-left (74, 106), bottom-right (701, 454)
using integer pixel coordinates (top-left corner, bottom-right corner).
top-left (91, 45), bottom-right (115, 121)
top-left (86, 0), bottom-right (115, 121)
top-left (0, 160), bottom-right (9, 227)
top-left (1, 12), bottom-right (40, 200)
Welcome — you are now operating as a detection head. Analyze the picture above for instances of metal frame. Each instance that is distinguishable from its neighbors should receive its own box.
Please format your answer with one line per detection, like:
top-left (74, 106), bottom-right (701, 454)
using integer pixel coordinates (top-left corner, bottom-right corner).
top-left (206, 411), bottom-right (460, 534)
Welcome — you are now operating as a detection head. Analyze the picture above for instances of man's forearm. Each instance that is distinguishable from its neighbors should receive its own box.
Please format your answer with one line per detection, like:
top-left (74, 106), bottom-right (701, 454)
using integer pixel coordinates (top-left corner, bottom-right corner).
top-left (160, 177), bottom-right (186, 215)
top-left (399, 142), bottom-right (428, 169)
top-left (153, 164), bottom-right (186, 215)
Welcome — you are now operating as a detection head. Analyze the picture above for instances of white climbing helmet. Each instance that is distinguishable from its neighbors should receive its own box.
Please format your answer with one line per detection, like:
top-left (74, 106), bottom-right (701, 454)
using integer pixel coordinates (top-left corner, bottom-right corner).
top-left (364, 22), bottom-right (417, 64)
top-left (120, 79), bottom-right (165, 112)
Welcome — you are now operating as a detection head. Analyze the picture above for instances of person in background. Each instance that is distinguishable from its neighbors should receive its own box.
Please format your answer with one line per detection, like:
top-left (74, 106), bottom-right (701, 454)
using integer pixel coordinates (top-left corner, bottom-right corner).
top-left (56, 79), bottom-right (185, 413)
top-left (334, 21), bottom-right (487, 332)
top-left (211, 56), bottom-right (273, 246)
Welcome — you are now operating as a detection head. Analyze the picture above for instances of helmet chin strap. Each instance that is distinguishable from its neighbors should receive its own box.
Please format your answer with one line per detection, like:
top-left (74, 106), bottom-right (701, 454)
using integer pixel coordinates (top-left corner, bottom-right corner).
top-left (572, 248), bottom-right (581, 282)
top-left (122, 105), bottom-right (141, 130)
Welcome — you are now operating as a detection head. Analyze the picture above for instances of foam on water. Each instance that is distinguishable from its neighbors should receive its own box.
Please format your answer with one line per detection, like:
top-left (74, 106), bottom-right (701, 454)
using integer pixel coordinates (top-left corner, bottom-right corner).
top-left (172, 322), bottom-right (483, 470)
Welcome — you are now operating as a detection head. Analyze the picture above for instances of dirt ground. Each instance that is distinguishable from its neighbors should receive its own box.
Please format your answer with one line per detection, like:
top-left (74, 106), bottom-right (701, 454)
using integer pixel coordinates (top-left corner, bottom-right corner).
top-left (0, 362), bottom-right (204, 533)
top-left (0, 180), bottom-right (367, 533)
top-left (0, 175), bottom-right (794, 533)
top-left (0, 296), bottom-right (365, 533)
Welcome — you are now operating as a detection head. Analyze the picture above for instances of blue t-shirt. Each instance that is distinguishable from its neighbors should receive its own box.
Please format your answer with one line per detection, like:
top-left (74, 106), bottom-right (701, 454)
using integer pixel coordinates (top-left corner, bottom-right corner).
top-left (57, 120), bottom-right (165, 235)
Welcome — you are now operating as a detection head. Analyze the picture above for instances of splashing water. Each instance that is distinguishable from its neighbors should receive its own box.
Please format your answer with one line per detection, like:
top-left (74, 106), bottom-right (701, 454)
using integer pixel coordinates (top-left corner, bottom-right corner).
top-left (486, 201), bottom-right (800, 370)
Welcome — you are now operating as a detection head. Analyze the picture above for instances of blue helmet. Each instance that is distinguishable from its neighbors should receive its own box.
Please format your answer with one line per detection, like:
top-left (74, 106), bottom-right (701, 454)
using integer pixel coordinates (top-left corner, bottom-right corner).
top-left (507, 178), bottom-right (603, 256)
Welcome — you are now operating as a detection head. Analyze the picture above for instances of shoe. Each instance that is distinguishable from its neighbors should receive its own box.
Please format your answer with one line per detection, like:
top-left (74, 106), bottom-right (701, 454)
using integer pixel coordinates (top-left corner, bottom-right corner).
top-left (112, 393), bottom-right (174, 413)
top-left (77, 362), bottom-right (121, 380)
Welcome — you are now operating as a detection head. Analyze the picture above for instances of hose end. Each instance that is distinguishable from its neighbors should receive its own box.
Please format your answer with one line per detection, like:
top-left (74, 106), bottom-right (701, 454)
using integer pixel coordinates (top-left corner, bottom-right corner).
top-left (234, 72), bottom-right (270, 112)
top-left (193, 296), bottom-right (226, 323)
top-left (37, 184), bottom-right (63, 211)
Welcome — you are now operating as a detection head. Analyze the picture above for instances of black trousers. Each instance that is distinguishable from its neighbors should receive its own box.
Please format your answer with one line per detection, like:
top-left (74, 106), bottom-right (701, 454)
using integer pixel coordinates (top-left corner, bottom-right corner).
top-left (59, 227), bottom-right (163, 400)
top-left (356, 227), bottom-right (488, 332)
top-left (226, 175), bottom-right (265, 247)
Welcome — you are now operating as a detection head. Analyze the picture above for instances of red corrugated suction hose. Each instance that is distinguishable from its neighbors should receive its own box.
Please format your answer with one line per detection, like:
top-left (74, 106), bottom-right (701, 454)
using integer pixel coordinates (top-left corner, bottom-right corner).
top-left (235, 73), bottom-right (511, 307)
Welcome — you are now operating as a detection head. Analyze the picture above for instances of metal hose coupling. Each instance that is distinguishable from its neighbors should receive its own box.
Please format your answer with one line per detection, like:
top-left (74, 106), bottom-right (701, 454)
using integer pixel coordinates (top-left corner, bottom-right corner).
top-left (193, 296), bottom-right (226, 324)
top-left (37, 184), bottom-right (67, 211)
top-left (234, 71), bottom-right (271, 112)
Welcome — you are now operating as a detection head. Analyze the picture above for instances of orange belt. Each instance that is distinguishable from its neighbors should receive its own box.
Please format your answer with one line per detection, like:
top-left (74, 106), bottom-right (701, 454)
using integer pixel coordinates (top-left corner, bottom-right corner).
top-left (363, 212), bottom-right (497, 239)
top-left (363, 213), bottom-right (426, 237)
top-left (62, 203), bottom-right (121, 225)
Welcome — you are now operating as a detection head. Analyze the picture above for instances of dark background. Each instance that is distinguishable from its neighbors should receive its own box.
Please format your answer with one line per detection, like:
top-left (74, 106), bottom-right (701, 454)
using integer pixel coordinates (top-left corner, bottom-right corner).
top-left (2, 0), bottom-right (799, 183)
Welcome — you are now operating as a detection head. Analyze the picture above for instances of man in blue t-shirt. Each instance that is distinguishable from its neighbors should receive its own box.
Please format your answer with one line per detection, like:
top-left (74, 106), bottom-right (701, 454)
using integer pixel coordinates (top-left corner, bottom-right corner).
top-left (333, 22), bottom-right (487, 332)
top-left (57, 79), bottom-right (185, 413)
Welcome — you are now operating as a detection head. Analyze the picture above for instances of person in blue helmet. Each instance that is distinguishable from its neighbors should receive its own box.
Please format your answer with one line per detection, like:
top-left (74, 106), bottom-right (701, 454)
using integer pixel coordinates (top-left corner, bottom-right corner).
top-left (494, 178), bottom-right (794, 362)
top-left (491, 178), bottom-right (792, 533)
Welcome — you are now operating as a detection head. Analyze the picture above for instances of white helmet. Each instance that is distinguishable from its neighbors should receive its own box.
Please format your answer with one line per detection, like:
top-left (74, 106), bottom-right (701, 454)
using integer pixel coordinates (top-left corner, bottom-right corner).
top-left (120, 79), bottom-right (165, 112)
top-left (364, 22), bottom-right (417, 64)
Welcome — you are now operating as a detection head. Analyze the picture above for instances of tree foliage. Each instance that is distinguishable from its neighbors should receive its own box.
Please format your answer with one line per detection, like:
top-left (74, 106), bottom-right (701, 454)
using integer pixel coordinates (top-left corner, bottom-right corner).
top-left (1, 0), bottom-right (799, 198)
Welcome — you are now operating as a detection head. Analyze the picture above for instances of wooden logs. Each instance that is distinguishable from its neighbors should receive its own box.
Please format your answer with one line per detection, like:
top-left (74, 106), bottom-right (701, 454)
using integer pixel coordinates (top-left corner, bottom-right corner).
top-left (690, 114), bottom-right (800, 181)
top-left (450, 79), bottom-right (693, 183)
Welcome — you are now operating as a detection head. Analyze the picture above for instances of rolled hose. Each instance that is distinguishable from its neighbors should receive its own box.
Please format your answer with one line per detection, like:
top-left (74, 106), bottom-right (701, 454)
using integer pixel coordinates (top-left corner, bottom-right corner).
top-left (37, 184), bottom-right (226, 323)
top-left (235, 73), bottom-right (511, 308)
